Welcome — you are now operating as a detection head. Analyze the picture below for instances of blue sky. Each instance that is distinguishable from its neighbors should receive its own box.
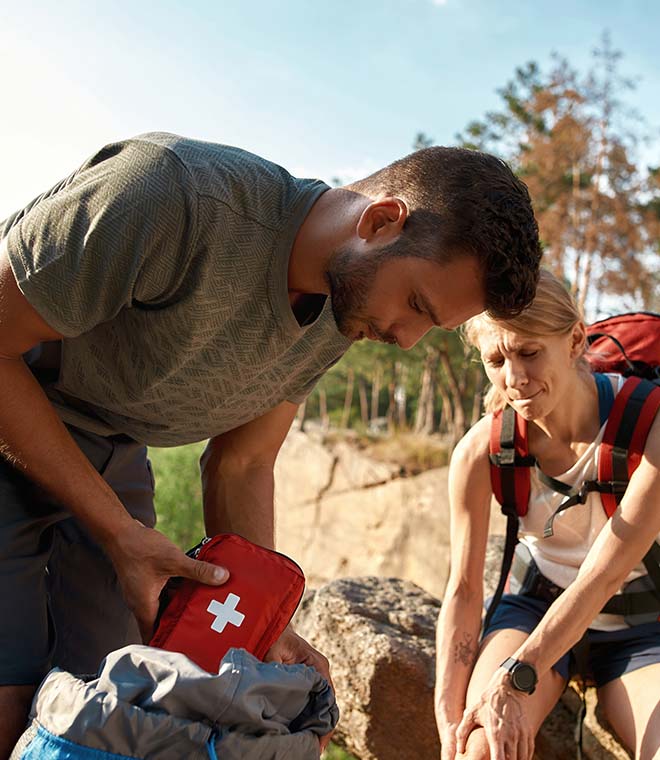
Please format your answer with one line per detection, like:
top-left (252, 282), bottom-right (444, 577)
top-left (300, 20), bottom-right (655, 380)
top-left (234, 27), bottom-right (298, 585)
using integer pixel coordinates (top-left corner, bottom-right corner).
top-left (2, 0), bottom-right (659, 220)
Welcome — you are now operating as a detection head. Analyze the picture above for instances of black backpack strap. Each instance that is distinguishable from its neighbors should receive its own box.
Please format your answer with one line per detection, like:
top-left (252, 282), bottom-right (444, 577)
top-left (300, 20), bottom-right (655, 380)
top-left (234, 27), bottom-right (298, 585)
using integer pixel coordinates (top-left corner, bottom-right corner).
top-left (538, 475), bottom-right (627, 538)
top-left (483, 510), bottom-right (520, 634)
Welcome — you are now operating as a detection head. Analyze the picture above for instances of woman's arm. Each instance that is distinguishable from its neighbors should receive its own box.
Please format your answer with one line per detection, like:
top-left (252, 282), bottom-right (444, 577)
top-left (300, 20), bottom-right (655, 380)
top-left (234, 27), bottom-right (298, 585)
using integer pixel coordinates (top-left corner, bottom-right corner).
top-left (457, 410), bottom-right (660, 758)
top-left (435, 416), bottom-right (493, 759)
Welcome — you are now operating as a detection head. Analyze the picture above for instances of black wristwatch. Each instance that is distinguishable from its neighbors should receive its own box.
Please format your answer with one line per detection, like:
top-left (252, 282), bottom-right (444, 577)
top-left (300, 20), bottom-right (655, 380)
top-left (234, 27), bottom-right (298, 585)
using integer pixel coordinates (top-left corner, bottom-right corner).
top-left (500, 657), bottom-right (538, 695)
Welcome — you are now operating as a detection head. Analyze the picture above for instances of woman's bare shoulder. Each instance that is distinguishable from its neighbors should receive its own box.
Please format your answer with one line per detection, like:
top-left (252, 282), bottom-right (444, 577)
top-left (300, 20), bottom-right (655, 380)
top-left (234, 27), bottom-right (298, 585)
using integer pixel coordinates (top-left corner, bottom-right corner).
top-left (451, 414), bottom-right (495, 474)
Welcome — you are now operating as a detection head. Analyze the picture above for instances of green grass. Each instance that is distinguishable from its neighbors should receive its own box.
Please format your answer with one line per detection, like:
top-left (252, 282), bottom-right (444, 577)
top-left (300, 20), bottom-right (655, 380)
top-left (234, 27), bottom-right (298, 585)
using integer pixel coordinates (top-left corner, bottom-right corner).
top-left (149, 442), bottom-right (357, 760)
top-left (322, 743), bottom-right (355, 759)
top-left (149, 442), bottom-right (206, 550)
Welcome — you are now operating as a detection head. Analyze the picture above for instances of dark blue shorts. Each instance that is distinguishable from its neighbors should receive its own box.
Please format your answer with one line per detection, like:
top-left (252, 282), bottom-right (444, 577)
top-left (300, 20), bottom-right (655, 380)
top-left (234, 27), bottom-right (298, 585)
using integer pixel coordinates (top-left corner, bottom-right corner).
top-left (484, 593), bottom-right (660, 687)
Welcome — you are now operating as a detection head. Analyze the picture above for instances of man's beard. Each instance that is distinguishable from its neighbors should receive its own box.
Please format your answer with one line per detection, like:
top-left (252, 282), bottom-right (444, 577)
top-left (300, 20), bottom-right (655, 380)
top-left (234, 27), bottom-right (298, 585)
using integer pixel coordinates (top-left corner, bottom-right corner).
top-left (325, 246), bottom-right (397, 343)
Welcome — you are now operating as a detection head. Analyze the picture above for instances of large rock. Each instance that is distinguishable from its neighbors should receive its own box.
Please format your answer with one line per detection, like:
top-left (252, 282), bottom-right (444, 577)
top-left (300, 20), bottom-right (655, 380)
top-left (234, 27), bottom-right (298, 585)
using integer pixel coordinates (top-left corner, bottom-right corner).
top-left (296, 576), bottom-right (441, 760)
top-left (275, 431), bottom-right (506, 599)
top-left (297, 574), bottom-right (631, 760)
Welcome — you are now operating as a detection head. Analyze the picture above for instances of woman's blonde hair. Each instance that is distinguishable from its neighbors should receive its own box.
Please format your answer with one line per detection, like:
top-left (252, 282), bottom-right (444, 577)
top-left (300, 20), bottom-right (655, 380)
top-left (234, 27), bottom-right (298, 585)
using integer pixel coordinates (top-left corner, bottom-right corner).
top-left (463, 269), bottom-right (587, 413)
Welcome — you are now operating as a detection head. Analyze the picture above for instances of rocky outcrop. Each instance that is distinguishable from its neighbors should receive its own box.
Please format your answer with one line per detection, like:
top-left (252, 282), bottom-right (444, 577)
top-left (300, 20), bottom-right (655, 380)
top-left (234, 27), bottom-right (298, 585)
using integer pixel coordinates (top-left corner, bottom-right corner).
top-left (275, 431), bottom-right (506, 599)
top-left (296, 576), bottom-right (440, 760)
top-left (297, 574), bottom-right (631, 760)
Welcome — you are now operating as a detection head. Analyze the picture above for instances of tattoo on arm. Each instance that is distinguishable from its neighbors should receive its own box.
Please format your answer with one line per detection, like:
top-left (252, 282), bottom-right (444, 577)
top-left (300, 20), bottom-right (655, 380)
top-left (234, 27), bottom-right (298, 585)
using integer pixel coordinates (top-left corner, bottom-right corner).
top-left (453, 632), bottom-right (477, 667)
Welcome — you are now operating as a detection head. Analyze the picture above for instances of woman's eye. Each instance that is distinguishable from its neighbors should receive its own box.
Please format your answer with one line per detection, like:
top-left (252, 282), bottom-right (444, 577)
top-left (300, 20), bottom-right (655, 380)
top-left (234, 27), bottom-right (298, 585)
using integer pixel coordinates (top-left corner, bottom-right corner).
top-left (411, 298), bottom-right (423, 314)
top-left (520, 351), bottom-right (538, 358)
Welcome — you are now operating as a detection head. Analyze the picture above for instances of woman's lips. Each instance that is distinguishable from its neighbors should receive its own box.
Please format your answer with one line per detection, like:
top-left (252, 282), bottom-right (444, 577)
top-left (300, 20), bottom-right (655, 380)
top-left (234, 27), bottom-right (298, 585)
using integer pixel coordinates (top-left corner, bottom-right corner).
top-left (512, 389), bottom-right (541, 402)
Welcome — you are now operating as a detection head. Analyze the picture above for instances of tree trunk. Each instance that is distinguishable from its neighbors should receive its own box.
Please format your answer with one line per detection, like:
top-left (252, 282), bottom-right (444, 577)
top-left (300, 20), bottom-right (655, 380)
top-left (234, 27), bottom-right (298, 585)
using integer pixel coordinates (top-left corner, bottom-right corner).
top-left (439, 340), bottom-right (466, 446)
top-left (578, 114), bottom-right (608, 313)
top-left (386, 361), bottom-right (396, 433)
top-left (340, 368), bottom-right (355, 429)
top-left (414, 346), bottom-right (438, 434)
top-left (438, 381), bottom-right (453, 436)
top-left (319, 387), bottom-right (329, 432)
top-left (297, 399), bottom-right (307, 432)
top-left (470, 368), bottom-right (486, 425)
top-left (358, 377), bottom-right (369, 426)
top-left (371, 363), bottom-right (382, 421)
top-left (395, 362), bottom-right (408, 430)
top-left (570, 161), bottom-right (583, 298)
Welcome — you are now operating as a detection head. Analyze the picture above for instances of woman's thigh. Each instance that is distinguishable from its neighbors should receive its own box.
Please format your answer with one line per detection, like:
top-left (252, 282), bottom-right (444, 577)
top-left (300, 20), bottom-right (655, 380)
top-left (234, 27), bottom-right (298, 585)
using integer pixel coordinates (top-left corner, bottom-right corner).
top-left (597, 663), bottom-right (660, 760)
top-left (461, 628), bottom-right (567, 760)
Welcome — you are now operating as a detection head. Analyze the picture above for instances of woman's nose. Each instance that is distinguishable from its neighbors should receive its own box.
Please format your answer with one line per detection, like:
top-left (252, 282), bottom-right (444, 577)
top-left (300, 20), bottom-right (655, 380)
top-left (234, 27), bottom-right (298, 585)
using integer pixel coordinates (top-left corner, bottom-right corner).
top-left (505, 359), bottom-right (528, 388)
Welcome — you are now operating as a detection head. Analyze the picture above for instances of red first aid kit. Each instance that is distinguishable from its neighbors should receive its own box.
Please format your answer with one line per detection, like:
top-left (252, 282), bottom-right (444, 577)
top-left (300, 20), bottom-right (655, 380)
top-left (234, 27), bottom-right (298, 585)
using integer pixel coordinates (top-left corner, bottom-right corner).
top-left (150, 533), bottom-right (306, 674)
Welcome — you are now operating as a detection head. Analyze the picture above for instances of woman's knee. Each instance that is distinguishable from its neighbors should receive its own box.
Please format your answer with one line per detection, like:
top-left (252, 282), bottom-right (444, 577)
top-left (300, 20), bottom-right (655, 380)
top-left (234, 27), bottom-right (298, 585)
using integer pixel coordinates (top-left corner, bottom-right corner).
top-left (460, 728), bottom-right (491, 760)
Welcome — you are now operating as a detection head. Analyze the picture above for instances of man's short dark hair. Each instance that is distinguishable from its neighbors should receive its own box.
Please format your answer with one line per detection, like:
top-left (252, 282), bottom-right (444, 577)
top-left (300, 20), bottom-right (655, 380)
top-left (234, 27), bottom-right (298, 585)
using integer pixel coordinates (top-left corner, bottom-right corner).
top-left (348, 147), bottom-right (542, 318)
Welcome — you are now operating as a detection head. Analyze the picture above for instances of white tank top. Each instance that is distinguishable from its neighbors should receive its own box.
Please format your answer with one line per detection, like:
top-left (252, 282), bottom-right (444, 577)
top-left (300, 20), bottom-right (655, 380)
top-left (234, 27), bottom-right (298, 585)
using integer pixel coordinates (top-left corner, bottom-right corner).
top-left (519, 374), bottom-right (659, 631)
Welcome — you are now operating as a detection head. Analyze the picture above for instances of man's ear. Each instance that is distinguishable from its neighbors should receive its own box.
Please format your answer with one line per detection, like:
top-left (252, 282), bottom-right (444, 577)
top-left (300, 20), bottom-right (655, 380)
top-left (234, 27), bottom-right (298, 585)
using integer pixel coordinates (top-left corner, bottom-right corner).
top-left (356, 197), bottom-right (409, 244)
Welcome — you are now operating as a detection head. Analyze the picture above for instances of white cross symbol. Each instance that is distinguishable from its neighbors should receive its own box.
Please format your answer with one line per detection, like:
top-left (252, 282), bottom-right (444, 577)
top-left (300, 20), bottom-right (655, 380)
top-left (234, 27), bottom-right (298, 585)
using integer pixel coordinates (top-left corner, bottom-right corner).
top-left (207, 593), bottom-right (245, 634)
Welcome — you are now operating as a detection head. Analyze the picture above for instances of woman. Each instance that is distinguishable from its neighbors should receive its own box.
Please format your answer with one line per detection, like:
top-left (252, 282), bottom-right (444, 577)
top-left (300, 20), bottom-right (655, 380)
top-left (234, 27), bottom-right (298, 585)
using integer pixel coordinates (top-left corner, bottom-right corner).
top-left (434, 270), bottom-right (660, 760)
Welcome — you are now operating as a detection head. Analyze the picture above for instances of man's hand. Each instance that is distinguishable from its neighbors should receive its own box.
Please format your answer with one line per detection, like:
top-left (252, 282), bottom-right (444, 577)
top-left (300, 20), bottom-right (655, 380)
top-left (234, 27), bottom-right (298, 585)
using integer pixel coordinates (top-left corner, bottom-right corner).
top-left (104, 520), bottom-right (229, 641)
top-left (265, 623), bottom-right (331, 681)
top-left (455, 673), bottom-right (534, 760)
top-left (265, 625), bottom-right (335, 753)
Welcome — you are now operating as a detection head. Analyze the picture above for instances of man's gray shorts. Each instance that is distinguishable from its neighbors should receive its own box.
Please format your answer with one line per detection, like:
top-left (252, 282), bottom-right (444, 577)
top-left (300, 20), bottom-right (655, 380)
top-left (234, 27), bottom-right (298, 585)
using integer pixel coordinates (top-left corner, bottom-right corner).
top-left (0, 424), bottom-right (156, 685)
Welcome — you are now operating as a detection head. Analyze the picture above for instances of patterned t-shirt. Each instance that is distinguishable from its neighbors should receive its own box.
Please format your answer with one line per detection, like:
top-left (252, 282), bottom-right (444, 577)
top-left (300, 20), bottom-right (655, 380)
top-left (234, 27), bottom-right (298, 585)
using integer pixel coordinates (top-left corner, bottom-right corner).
top-left (3, 132), bottom-right (351, 446)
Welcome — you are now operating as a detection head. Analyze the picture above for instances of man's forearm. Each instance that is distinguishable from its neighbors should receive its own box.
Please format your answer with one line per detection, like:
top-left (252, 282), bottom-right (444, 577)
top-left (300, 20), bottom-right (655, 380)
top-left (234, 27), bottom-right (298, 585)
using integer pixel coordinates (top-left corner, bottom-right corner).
top-left (0, 356), bottom-right (133, 544)
top-left (201, 450), bottom-right (276, 548)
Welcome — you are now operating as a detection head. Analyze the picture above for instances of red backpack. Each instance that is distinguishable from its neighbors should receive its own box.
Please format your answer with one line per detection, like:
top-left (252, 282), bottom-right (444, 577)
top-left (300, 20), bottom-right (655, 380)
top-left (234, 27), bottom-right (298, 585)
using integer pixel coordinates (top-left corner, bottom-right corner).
top-left (484, 312), bottom-right (660, 631)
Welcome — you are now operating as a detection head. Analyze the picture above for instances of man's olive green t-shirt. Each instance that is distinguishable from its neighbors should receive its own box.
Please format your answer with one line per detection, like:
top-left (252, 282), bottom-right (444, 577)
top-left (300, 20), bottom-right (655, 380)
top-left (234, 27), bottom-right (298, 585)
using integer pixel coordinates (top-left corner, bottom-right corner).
top-left (3, 133), bottom-right (351, 446)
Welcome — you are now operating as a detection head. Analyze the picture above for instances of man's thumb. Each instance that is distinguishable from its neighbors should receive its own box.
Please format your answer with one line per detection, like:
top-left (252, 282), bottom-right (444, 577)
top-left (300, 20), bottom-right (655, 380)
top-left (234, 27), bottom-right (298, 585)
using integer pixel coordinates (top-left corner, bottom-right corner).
top-left (183, 557), bottom-right (230, 585)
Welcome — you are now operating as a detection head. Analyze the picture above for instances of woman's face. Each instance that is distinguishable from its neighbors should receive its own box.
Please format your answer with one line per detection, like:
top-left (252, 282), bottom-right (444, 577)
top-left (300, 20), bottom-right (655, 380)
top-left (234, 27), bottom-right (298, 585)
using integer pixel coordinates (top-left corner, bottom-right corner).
top-left (478, 323), bottom-right (584, 421)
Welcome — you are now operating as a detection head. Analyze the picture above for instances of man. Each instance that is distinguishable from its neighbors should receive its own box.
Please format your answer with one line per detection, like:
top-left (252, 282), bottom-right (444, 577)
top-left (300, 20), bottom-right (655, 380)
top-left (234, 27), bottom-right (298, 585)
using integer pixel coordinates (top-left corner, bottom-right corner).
top-left (0, 132), bottom-right (542, 756)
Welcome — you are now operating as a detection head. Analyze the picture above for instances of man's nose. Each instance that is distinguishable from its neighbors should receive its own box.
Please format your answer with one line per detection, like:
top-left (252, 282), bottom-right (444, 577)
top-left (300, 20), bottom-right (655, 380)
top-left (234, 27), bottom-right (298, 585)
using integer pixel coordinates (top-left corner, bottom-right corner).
top-left (393, 318), bottom-right (434, 350)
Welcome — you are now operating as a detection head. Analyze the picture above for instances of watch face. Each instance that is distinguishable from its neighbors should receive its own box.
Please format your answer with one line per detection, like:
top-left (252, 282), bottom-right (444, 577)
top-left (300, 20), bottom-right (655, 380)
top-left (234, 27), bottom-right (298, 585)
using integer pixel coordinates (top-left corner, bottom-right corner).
top-left (512, 663), bottom-right (537, 692)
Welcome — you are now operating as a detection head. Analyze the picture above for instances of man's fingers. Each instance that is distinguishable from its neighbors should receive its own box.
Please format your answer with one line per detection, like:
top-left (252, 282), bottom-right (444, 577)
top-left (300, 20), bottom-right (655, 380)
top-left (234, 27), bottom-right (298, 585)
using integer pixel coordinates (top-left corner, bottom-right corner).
top-left (455, 711), bottom-right (474, 754)
top-left (308, 650), bottom-right (332, 684)
top-left (319, 728), bottom-right (334, 752)
top-left (135, 595), bottom-right (160, 643)
top-left (181, 557), bottom-right (229, 585)
top-left (484, 727), bottom-right (508, 760)
top-left (527, 730), bottom-right (535, 760)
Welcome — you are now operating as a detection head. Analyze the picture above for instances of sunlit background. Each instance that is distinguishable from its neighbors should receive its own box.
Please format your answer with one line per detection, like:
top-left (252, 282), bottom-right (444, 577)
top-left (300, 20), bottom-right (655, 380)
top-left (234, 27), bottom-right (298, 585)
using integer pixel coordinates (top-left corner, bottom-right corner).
top-left (2, 0), bottom-right (659, 220)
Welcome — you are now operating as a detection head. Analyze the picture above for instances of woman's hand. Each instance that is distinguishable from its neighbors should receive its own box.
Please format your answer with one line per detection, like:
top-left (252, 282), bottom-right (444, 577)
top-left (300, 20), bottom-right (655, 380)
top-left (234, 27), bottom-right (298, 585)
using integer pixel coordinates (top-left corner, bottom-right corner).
top-left (455, 670), bottom-right (535, 760)
top-left (435, 713), bottom-right (461, 760)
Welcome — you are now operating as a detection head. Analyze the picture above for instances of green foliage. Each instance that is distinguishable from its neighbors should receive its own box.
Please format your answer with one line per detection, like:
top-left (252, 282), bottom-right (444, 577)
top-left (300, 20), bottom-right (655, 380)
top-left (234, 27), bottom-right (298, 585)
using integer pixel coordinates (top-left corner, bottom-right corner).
top-left (148, 442), bottom-right (206, 549)
top-left (356, 431), bottom-right (450, 474)
top-left (307, 326), bottom-right (482, 434)
top-left (454, 35), bottom-right (660, 311)
top-left (322, 744), bottom-right (356, 759)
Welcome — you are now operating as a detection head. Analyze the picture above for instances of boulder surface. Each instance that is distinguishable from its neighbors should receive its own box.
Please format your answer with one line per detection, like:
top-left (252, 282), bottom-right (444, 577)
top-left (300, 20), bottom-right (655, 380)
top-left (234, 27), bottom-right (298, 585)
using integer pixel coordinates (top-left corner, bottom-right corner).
top-left (297, 575), bottom-right (632, 760)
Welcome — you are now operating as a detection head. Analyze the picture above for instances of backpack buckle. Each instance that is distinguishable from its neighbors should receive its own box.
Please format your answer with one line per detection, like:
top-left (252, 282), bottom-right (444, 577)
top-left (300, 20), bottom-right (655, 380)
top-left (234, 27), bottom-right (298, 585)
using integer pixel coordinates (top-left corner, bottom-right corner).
top-left (576, 483), bottom-right (591, 504)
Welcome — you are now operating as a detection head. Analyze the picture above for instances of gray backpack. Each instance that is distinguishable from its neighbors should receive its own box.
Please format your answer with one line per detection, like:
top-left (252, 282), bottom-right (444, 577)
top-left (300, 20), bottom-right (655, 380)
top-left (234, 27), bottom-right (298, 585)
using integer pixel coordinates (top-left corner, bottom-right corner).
top-left (12, 645), bottom-right (338, 760)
